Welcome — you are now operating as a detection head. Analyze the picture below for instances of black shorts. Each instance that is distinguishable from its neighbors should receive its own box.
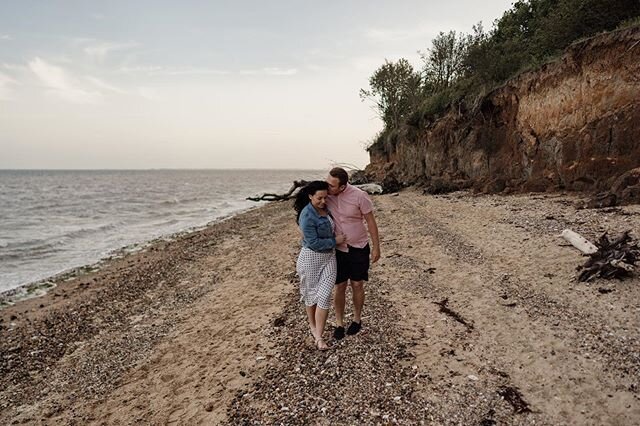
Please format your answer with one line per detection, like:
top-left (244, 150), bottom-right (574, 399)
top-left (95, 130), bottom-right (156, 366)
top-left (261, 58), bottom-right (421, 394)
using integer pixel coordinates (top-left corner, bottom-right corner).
top-left (335, 244), bottom-right (370, 284)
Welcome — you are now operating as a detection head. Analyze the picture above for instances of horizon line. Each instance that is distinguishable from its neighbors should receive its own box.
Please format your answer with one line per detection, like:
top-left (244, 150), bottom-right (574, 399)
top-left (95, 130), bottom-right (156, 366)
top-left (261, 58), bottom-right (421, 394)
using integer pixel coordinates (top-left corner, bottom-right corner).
top-left (0, 167), bottom-right (330, 171)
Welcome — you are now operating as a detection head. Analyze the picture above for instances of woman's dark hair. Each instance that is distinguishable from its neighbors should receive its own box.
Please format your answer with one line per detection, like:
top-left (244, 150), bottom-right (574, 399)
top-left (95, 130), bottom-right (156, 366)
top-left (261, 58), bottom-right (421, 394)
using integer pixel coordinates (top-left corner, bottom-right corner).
top-left (293, 180), bottom-right (329, 223)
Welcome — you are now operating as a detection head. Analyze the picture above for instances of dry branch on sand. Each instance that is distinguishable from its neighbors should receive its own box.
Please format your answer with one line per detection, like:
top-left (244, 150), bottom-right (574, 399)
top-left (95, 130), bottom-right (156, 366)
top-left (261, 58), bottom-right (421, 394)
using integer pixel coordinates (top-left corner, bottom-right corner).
top-left (246, 178), bottom-right (385, 202)
top-left (246, 180), bottom-right (309, 202)
top-left (577, 231), bottom-right (640, 282)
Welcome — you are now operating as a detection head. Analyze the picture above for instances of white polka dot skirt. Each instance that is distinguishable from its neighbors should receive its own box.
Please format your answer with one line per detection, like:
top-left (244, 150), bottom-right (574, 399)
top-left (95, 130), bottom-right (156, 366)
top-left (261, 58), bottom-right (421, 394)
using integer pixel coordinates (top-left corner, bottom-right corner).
top-left (296, 247), bottom-right (337, 310)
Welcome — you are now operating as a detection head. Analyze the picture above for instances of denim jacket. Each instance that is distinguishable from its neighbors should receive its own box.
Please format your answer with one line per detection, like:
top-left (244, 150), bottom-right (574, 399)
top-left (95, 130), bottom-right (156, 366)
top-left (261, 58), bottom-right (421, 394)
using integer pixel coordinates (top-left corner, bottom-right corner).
top-left (299, 203), bottom-right (335, 253)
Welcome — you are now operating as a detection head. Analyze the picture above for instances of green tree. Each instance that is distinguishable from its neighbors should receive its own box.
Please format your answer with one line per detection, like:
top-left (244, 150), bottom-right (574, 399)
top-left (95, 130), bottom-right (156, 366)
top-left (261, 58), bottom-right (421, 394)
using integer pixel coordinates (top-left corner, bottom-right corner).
top-left (420, 31), bottom-right (471, 92)
top-left (360, 58), bottom-right (423, 129)
top-left (532, 0), bottom-right (640, 60)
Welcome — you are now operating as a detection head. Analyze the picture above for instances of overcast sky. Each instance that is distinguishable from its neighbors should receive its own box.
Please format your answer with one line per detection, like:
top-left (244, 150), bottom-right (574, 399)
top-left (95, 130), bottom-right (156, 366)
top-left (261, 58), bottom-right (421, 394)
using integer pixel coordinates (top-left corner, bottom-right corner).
top-left (0, 0), bottom-right (514, 169)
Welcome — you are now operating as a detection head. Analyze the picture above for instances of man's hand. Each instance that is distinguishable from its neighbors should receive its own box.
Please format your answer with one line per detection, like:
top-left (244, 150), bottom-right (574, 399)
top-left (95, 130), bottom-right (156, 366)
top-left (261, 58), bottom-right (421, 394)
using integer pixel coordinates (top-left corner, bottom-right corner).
top-left (364, 211), bottom-right (381, 264)
top-left (371, 245), bottom-right (381, 263)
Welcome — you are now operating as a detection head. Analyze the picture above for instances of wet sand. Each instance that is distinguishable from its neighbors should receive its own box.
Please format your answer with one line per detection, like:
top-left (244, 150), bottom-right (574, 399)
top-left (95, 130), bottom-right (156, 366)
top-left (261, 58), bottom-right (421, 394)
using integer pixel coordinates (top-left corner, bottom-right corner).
top-left (1, 190), bottom-right (639, 425)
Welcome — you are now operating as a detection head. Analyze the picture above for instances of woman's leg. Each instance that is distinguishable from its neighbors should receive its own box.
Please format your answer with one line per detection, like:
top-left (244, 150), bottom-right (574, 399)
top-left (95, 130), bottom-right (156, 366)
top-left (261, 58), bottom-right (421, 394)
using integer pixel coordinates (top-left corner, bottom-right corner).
top-left (305, 305), bottom-right (317, 338)
top-left (314, 255), bottom-right (336, 350)
top-left (315, 307), bottom-right (329, 349)
top-left (308, 305), bottom-right (329, 350)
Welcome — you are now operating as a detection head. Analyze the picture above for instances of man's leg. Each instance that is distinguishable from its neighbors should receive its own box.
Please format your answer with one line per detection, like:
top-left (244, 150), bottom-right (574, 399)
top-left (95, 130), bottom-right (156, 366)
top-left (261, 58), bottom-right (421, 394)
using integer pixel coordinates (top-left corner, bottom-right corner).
top-left (350, 280), bottom-right (365, 324)
top-left (346, 281), bottom-right (364, 336)
top-left (333, 281), bottom-right (348, 339)
top-left (333, 248), bottom-right (349, 340)
top-left (347, 245), bottom-right (369, 335)
top-left (334, 281), bottom-right (348, 327)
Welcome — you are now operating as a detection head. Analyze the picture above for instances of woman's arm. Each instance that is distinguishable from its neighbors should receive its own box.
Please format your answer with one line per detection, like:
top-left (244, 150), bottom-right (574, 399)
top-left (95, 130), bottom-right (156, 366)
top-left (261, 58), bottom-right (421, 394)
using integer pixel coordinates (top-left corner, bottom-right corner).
top-left (300, 216), bottom-right (336, 251)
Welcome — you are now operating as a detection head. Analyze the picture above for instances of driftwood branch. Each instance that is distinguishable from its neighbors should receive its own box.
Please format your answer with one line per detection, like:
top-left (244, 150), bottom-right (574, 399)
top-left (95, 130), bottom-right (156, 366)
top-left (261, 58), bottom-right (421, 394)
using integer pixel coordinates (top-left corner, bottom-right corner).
top-left (577, 230), bottom-right (639, 282)
top-left (560, 229), bottom-right (598, 254)
top-left (246, 180), bottom-right (309, 202)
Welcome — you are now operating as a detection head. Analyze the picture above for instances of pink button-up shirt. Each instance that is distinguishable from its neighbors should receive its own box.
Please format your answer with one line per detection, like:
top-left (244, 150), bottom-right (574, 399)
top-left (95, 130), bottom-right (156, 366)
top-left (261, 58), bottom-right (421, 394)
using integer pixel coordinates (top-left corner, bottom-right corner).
top-left (326, 184), bottom-right (373, 252)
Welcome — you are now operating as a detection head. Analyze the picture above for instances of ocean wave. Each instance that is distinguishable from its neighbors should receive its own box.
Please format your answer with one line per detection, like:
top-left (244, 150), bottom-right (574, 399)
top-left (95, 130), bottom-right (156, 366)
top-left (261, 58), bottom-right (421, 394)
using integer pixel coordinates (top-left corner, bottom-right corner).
top-left (0, 239), bottom-right (63, 261)
top-left (24, 202), bottom-right (67, 212)
top-left (156, 196), bottom-right (203, 206)
top-left (159, 198), bottom-right (180, 206)
top-left (0, 222), bottom-right (121, 260)
top-left (151, 218), bottom-right (181, 227)
top-left (141, 206), bottom-right (215, 220)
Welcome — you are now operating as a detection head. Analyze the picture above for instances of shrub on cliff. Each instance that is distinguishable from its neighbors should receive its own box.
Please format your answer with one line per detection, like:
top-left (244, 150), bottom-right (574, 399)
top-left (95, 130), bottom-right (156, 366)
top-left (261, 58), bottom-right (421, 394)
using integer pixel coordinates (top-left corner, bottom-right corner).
top-left (463, 0), bottom-right (640, 91)
top-left (363, 0), bottom-right (640, 152)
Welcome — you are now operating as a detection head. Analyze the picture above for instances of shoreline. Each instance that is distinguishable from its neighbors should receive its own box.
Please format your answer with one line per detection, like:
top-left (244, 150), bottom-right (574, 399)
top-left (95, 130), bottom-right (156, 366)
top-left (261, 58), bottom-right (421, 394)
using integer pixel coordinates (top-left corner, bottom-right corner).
top-left (0, 203), bottom-right (263, 307)
top-left (1, 190), bottom-right (639, 424)
top-left (1, 199), bottom-right (298, 424)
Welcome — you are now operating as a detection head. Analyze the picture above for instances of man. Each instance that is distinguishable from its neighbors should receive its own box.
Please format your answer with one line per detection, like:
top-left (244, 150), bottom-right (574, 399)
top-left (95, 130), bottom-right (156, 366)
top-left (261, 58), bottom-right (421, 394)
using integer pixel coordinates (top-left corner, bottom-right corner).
top-left (326, 167), bottom-right (380, 339)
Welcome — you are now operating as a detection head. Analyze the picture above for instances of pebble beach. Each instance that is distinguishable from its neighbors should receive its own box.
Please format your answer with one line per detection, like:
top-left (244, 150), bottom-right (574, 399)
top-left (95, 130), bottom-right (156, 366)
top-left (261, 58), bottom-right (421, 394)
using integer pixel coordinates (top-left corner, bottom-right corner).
top-left (1, 189), bottom-right (639, 425)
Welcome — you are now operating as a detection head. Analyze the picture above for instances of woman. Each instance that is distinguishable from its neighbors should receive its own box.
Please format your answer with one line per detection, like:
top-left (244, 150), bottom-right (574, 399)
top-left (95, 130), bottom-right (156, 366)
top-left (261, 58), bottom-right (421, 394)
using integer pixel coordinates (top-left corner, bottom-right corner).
top-left (294, 181), bottom-right (346, 350)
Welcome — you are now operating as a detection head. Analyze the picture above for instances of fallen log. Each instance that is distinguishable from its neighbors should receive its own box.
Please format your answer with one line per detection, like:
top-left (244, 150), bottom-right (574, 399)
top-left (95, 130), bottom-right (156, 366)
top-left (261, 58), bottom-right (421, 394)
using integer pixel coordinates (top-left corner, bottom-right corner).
top-left (247, 179), bottom-right (385, 201)
top-left (246, 180), bottom-right (309, 202)
top-left (354, 183), bottom-right (383, 194)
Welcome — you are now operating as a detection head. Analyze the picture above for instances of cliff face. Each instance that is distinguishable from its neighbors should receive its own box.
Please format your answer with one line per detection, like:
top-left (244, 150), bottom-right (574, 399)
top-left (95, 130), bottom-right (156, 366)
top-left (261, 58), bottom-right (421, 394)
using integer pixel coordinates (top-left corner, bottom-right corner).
top-left (366, 27), bottom-right (640, 201)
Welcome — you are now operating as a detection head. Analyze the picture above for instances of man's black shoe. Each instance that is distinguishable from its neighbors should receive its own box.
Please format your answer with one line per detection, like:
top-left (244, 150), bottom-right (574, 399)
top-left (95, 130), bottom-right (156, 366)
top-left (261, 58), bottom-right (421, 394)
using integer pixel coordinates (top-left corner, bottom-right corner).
top-left (346, 321), bottom-right (362, 336)
top-left (333, 326), bottom-right (345, 340)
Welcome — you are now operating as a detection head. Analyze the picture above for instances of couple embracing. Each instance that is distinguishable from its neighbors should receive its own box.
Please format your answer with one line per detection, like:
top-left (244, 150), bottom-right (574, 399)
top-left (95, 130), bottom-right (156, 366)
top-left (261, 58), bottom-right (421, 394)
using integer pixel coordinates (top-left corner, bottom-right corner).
top-left (293, 167), bottom-right (380, 351)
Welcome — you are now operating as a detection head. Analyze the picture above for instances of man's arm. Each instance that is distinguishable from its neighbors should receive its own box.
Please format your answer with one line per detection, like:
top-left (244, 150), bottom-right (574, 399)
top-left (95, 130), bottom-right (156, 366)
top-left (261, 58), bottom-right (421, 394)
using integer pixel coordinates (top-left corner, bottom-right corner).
top-left (364, 211), bottom-right (380, 263)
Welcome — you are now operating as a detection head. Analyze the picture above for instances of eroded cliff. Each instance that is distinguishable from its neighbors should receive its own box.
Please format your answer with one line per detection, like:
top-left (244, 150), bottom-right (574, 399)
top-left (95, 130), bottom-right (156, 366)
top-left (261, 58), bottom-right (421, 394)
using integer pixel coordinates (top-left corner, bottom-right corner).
top-left (366, 26), bottom-right (640, 203)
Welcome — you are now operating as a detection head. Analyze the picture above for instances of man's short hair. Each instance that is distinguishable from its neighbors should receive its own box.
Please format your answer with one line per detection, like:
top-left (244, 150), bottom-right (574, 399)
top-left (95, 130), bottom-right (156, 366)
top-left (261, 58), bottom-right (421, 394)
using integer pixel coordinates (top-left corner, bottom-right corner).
top-left (329, 167), bottom-right (349, 186)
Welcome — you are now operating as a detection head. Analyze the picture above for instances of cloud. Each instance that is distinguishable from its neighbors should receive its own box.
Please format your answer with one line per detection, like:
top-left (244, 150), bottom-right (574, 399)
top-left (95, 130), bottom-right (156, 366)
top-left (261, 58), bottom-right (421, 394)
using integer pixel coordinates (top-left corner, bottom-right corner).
top-left (364, 26), bottom-right (437, 43)
top-left (85, 76), bottom-right (128, 94)
top-left (119, 64), bottom-right (296, 77)
top-left (162, 67), bottom-right (230, 76)
top-left (29, 57), bottom-right (101, 104)
top-left (118, 65), bottom-right (164, 74)
top-left (0, 71), bottom-right (17, 100)
top-left (2, 63), bottom-right (27, 71)
top-left (136, 87), bottom-right (160, 100)
top-left (0, 34), bottom-right (12, 41)
top-left (305, 64), bottom-right (327, 72)
top-left (263, 67), bottom-right (298, 76)
top-left (240, 67), bottom-right (298, 76)
top-left (83, 41), bottom-right (139, 61)
top-left (118, 65), bottom-right (230, 76)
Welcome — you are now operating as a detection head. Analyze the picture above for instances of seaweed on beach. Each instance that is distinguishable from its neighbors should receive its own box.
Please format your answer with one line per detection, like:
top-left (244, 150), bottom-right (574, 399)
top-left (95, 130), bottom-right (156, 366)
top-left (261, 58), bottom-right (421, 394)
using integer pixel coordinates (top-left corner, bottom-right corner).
top-left (497, 386), bottom-right (532, 414)
top-left (433, 298), bottom-right (474, 331)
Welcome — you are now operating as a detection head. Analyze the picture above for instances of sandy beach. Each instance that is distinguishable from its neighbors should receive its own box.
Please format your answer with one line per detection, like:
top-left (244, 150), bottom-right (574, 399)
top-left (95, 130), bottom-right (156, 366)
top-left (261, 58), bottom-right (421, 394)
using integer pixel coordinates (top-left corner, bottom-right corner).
top-left (1, 189), bottom-right (639, 425)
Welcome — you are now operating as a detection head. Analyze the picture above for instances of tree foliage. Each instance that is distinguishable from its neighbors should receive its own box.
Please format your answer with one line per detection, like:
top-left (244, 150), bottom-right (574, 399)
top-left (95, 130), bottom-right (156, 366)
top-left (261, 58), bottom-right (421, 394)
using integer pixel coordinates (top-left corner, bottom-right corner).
top-left (359, 58), bottom-right (422, 130)
top-left (420, 31), bottom-right (471, 93)
top-left (362, 0), bottom-right (640, 150)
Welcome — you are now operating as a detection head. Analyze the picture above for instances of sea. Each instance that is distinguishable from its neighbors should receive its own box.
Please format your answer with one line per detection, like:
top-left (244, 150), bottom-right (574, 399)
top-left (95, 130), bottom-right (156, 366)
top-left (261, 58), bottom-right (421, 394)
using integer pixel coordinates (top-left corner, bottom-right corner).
top-left (0, 169), bottom-right (324, 294)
